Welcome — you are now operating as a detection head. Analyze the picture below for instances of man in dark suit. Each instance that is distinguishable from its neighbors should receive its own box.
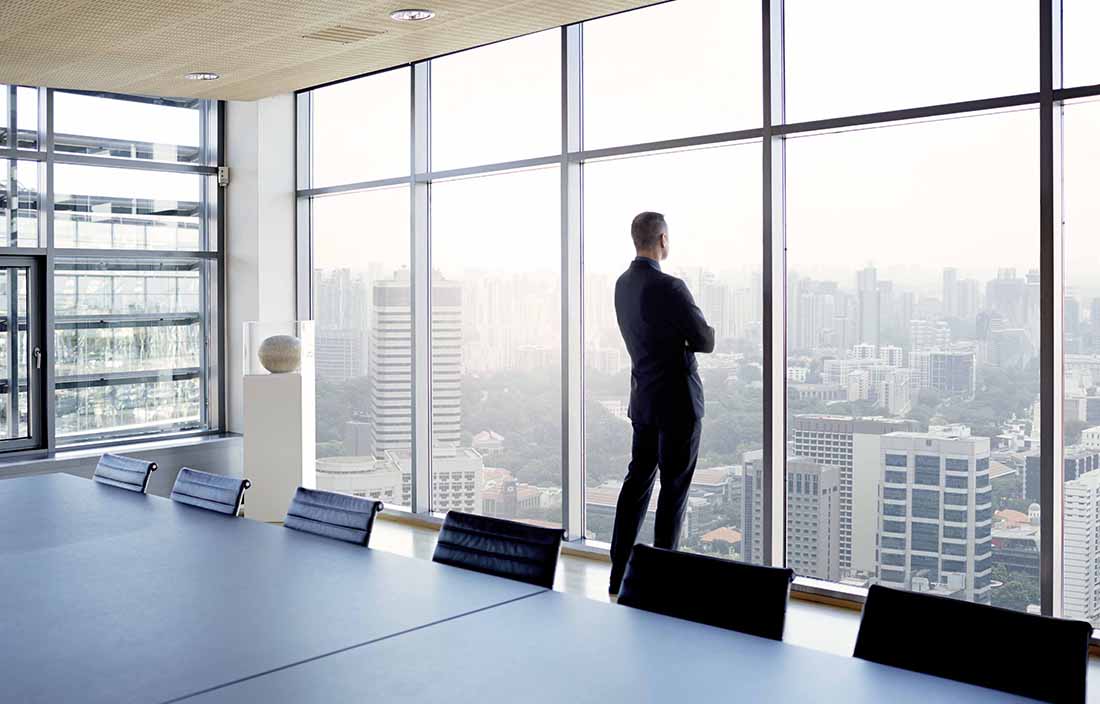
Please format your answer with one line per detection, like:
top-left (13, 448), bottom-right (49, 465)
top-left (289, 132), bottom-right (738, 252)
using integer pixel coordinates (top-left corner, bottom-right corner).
top-left (609, 211), bottom-right (715, 594)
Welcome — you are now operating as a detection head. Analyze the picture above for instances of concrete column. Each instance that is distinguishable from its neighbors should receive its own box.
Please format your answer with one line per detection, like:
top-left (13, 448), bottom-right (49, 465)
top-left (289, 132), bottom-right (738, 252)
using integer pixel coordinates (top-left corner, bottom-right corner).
top-left (225, 94), bottom-right (297, 433)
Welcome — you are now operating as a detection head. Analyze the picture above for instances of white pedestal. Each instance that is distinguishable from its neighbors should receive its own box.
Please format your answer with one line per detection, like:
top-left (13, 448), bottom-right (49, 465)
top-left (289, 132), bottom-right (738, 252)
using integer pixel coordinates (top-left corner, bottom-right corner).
top-left (243, 371), bottom-right (315, 522)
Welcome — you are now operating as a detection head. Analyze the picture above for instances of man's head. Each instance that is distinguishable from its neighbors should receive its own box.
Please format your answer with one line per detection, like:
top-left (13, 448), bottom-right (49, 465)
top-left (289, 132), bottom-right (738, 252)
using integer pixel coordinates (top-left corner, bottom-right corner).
top-left (631, 211), bottom-right (669, 261)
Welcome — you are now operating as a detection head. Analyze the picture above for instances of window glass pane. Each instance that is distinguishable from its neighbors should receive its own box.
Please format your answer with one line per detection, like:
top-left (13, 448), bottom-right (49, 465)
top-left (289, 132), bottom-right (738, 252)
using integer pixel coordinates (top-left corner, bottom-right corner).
top-left (311, 186), bottom-right (411, 508)
top-left (786, 109), bottom-right (1039, 609)
top-left (583, 0), bottom-right (760, 149)
top-left (0, 160), bottom-right (40, 247)
top-left (54, 92), bottom-right (203, 164)
top-left (16, 86), bottom-right (37, 149)
top-left (54, 164), bottom-right (205, 250)
top-left (54, 258), bottom-right (207, 443)
top-left (1063, 98), bottom-right (1100, 626)
top-left (0, 87), bottom-right (8, 148)
top-left (1064, 1), bottom-right (1100, 88)
top-left (582, 142), bottom-right (762, 560)
top-left (430, 31), bottom-right (558, 171)
top-left (431, 166), bottom-right (561, 526)
top-left (784, 0), bottom-right (1037, 122)
top-left (0, 267), bottom-right (32, 439)
top-left (310, 68), bottom-right (410, 187)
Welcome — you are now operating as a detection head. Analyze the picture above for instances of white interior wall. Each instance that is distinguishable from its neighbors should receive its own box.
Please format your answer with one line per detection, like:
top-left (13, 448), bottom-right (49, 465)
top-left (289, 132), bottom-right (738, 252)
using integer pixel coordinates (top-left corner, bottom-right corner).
top-left (225, 94), bottom-right (298, 433)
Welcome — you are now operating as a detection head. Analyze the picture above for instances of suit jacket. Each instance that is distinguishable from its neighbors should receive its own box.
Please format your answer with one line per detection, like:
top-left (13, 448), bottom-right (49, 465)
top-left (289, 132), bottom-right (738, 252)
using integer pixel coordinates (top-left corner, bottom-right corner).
top-left (614, 257), bottom-right (716, 425)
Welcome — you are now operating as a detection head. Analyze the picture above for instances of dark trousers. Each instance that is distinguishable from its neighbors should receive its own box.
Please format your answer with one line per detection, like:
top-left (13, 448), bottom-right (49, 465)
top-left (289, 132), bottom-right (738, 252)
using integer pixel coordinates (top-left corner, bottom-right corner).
top-left (609, 418), bottom-right (702, 591)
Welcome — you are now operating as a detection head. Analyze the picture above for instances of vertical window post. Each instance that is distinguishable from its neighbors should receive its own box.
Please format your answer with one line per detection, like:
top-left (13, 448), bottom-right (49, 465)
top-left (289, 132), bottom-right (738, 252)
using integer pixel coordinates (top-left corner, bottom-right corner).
top-left (761, 0), bottom-right (787, 566)
top-left (411, 62), bottom-right (432, 514)
top-left (562, 24), bottom-right (584, 540)
top-left (1039, 0), bottom-right (1064, 617)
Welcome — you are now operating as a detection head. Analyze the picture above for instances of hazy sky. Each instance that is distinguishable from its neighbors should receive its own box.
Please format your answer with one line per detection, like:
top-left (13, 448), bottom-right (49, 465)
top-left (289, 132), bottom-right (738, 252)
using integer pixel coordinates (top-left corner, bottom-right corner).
top-left (307, 0), bottom-right (1100, 298)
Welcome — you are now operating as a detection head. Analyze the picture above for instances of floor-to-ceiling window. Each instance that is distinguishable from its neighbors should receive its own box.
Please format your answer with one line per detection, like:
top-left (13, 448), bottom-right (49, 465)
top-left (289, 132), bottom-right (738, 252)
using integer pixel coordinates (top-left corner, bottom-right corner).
top-left (0, 86), bottom-right (220, 450)
top-left (299, 0), bottom-right (1088, 623)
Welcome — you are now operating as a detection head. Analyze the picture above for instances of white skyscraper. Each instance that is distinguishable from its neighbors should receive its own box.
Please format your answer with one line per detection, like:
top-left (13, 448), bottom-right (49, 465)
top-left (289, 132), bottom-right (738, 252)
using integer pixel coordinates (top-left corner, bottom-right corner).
top-left (368, 271), bottom-right (462, 455)
top-left (877, 429), bottom-right (993, 604)
top-left (1064, 469), bottom-right (1100, 624)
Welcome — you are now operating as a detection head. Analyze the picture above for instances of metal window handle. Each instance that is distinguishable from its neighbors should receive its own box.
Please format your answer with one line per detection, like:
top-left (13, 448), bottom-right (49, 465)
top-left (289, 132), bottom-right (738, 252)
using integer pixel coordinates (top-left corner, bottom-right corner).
top-left (33, 347), bottom-right (41, 369)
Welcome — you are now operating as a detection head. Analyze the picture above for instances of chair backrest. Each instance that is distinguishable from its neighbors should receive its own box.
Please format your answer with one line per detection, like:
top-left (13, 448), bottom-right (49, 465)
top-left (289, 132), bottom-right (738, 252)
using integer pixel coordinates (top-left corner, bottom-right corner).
top-left (617, 544), bottom-right (794, 639)
top-left (432, 511), bottom-right (562, 588)
top-left (170, 468), bottom-right (251, 516)
top-left (284, 487), bottom-right (383, 546)
top-left (855, 584), bottom-right (1092, 703)
top-left (92, 453), bottom-right (157, 493)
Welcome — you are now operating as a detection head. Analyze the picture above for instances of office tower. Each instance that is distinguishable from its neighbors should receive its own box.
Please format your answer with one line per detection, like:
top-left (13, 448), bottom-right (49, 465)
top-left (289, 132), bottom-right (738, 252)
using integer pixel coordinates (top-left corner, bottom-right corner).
top-left (1064, 469), bottom-right (1100, 624)
top-left (741, 449), bottom-right (764, 565)
top-left (942, 268), bottom-right (958, 318)
top-left (876, 369), bottom-right (912, 416)
top-left (730, 287), bottom-right (755, 340)
top-left (909, 319), bottom-right (951, 350)
top-left (986, 268), bottom-right (1028, 330)
top-left (785, 459), bottom-right (842, 581)
top-left (879, 345), bottom-right (904, 367)
top-left (368, 271), bottom-right (462, 455)
top-left (791, 415), bottom-right (920, 577)
top-left (1066, 295), bottom-right (1082, 341)
top-left (957, 279), bottom-right (982, 321)
top-left (877, 429), bottom-right (993, 605)
top-left (847, 369), bottom-right (871, 401)
top-left (315, 329), bottom-right (365, 381)
top-left (699, 277), bottom-right (730, 340)
top-left (314, 268), bottom-right (370, 381)
top-left (852, 343), bottom-right (877, 361)
top-left (856, 266), bottom-right (880, 350)
top-left (909, 348), bottom-right (976, 399)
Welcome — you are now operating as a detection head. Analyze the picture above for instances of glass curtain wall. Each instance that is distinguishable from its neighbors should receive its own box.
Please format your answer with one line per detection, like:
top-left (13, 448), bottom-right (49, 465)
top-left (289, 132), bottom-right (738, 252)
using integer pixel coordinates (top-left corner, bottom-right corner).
top-left (300, 0), bottom-right (1090, 621)
top-left (0, 85), bottom-right (220, 448)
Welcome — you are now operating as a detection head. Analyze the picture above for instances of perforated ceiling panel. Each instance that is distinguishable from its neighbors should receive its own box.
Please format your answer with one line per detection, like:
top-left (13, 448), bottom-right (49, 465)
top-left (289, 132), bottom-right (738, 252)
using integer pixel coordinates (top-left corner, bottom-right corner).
top-left (0, 0), bottom-right (660, 100)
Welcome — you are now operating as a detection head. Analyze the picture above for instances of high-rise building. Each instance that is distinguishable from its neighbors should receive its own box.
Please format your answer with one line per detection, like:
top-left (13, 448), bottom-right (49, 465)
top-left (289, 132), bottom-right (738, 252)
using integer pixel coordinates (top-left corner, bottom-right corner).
top-left (957, 279), bottom-right (982, 321)
top-left (879, 345), bottom-right (905, 367)
top-left (856, 266), bottom-right (880, 350)
top-left (741, 449), bottom-right (764, 565)
top-left (909, 347), bottom-right (976, 399)
top-left (1066, 295), bottom-right (1082, 341)
top-left (742, 454), bottom-right (843, 580)
top-left (785, 458), bottom-right (841, 581)
top-left (942, 268), bottom-right (958, 318)
top-left (367, 271), bottom-right (462, 455)
top-left (909, 319), bottom-right (951, 351)
top-left (1064, 469), bottom-right (1100, 624)
top-left (877, 428), bottom-right (993, 605)
top-left (791, 415), bottom-right (919, 576)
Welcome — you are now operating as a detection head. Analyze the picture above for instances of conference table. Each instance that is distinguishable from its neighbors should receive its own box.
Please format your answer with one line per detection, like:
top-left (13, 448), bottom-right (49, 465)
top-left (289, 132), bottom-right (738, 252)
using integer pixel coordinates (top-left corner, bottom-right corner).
top-left (0, 473), bottom-right (1039, 703)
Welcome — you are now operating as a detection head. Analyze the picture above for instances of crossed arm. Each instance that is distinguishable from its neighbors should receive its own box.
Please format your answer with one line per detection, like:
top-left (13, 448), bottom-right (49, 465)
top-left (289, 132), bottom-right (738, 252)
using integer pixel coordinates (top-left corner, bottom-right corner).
top-left (671, 278), bottom-right (716, 353)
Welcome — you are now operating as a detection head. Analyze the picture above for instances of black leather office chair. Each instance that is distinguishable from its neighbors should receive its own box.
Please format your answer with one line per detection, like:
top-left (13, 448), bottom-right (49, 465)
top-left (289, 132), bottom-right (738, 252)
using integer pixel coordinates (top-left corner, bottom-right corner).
top-left (92, 453), bottom-right (157, 493)
top-left (283, 487), bottom-right (383, 546)
top-left (432, 511), bottom-right (562, 588)
top-left (617, 544), bottom-right (795, 639)
top-left (855, 584), bottom-right (1092, 703)
top-left (170, 467), bottom-right (251, 516)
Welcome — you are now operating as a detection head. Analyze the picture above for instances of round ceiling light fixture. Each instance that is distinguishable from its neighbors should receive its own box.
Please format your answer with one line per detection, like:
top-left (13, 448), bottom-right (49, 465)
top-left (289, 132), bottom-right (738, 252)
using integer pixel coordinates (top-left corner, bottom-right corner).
top-left (390, 8), bottom-right (435, 22)
top-left (184, 71), bottom-right (221, 81)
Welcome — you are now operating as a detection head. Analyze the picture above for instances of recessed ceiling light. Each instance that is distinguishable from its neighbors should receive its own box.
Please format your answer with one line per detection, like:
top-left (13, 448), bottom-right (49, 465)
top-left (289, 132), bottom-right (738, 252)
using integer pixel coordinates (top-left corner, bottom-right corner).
top-left (184, 72), bottom-right (220, 81)
top-left (390, 8), bottom-right (435, 22)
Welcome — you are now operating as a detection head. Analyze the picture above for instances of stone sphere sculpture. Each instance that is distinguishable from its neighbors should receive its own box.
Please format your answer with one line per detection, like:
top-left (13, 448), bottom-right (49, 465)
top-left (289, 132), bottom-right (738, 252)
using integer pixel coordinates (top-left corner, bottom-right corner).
top-left (258, 334), bottom-right (302, 373)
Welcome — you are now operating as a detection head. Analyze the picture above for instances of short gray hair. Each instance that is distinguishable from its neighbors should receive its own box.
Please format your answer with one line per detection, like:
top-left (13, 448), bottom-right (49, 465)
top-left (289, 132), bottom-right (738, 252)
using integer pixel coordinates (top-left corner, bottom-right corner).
top-left (631, 211), bottom-right (666, 250)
